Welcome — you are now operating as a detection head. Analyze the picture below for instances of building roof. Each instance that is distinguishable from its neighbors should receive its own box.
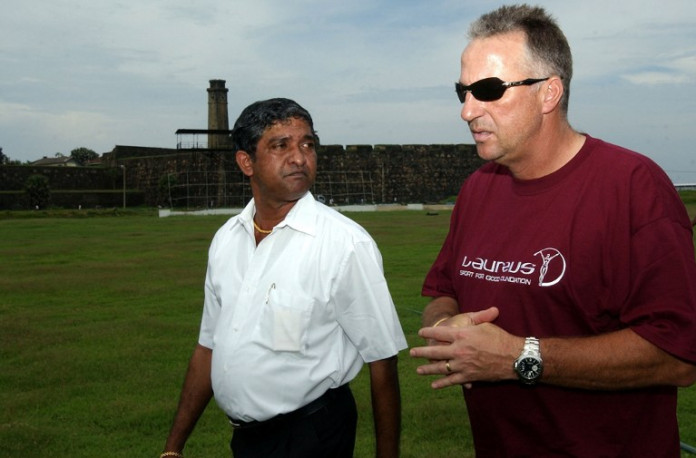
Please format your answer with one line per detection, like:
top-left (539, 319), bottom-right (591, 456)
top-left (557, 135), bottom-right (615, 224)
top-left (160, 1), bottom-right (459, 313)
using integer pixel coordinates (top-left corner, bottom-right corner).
top-left (31, 156), bottom-right (79, 166)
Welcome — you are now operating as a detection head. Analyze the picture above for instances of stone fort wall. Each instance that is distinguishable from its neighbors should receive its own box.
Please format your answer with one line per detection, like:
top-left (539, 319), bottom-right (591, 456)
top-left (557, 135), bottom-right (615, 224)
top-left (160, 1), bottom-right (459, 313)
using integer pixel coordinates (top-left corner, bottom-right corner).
top-left (1, 143), bottom-right (484, 209)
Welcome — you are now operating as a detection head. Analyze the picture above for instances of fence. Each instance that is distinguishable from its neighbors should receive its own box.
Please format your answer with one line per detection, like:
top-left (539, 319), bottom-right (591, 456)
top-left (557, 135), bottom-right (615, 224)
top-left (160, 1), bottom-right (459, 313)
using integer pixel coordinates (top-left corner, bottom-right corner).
top-left (164, 170), bottom-right (376, 210)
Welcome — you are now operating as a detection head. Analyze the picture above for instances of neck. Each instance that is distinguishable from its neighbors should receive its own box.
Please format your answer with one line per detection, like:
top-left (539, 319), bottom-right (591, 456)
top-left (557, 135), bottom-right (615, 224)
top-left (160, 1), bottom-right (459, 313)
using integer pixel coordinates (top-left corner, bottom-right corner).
top-left (508, 124), bottom-right (585, 180)
top-left (253, 219), bottom-right (272, 234)
top-left (252, 193), bottom-right (303, 234)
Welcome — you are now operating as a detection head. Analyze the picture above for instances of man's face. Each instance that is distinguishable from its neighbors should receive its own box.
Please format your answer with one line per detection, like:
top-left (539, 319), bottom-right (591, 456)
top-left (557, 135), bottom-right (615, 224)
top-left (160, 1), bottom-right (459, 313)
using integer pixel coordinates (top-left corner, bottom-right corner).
top-left (459, 31), bottom-right (545, 168)
top-left (239, 117), bottom-right (317, 206)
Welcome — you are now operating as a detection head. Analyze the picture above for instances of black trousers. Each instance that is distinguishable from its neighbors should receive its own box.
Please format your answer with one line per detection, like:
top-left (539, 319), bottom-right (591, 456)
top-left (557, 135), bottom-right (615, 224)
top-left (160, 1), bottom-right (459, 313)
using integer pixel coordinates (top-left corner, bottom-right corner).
top-left (230, 385), bottom-right (357, 458)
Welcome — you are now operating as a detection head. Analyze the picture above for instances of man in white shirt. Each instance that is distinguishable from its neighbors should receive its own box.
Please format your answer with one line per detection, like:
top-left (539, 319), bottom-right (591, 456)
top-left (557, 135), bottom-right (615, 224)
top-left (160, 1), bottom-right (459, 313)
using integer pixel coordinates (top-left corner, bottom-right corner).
top-left (162, 98), bottom-right (407, 458)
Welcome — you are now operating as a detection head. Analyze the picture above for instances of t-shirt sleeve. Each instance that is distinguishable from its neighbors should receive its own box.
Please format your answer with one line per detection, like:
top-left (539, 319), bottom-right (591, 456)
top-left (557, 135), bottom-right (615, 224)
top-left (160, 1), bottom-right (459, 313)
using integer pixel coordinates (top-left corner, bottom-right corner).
top-left (623, 164), bottom-right (696, 363)
top-left (422, 229), bottom-right (458, 299)
top-left (422, 196), bottom-right (463, 299)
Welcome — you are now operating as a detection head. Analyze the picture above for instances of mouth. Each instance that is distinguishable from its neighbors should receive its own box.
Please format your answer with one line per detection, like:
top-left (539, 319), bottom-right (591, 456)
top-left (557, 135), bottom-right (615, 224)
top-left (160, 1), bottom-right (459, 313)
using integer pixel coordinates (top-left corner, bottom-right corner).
top-left (285, 169), bottom-right (307, 177)
top-left (470, 130), bottom-right (492, 143)
top-left (284, 169), bottom-right (311, 181)
top-left (469, 123), bottom-right (493, 143)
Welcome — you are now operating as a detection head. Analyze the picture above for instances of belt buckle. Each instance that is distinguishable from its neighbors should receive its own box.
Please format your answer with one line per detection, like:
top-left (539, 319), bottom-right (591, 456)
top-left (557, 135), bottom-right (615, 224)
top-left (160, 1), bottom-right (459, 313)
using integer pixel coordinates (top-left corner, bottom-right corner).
top-left (228, 418), bottom-right (242, 429)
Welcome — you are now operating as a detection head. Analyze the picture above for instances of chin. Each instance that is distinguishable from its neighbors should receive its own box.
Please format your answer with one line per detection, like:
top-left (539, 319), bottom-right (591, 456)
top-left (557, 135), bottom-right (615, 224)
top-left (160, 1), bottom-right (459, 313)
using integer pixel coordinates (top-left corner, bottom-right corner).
top-left (475, 147), bottom-right (503, 163)
top-left (287, 187), bottom-right (311, 200)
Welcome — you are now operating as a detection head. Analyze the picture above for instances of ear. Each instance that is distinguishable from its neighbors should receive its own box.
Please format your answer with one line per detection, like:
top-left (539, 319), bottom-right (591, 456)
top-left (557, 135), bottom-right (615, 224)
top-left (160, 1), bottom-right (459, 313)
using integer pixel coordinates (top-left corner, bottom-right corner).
top-left (236, 150), bottom-right (254, 177)
top-left (541, 76), bottom-right (563, 114)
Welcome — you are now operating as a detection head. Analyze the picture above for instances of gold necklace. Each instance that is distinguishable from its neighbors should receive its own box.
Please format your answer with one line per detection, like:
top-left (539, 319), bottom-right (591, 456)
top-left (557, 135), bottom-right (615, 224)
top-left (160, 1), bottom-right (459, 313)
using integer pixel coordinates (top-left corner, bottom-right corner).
top-left (253, 219), bottom-right (272, 234)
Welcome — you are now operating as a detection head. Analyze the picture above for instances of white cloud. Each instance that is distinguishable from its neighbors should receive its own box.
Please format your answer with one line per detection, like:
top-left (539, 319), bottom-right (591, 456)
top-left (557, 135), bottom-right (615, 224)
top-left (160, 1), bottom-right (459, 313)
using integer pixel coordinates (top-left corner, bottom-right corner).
top-left (621, 72), bottom-right (690, 85)
top-left (0, 100), bottom-right (113, 154)
top-left (671, 54), bottom-right (696, 77)
top-left (1, 0), bottom-right (695, 183)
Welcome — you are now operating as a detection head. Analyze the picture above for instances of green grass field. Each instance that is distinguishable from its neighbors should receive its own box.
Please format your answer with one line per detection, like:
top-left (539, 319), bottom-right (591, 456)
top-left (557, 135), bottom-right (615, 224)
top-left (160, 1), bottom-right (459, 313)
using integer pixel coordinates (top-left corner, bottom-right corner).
top-left (1, 193), bottom-right (695, 457)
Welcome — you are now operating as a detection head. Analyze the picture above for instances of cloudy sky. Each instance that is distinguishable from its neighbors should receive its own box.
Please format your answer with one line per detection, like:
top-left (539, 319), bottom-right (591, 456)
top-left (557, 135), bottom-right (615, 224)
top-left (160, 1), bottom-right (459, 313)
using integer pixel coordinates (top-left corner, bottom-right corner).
top-left (2, 0), bottom-right (695, 183)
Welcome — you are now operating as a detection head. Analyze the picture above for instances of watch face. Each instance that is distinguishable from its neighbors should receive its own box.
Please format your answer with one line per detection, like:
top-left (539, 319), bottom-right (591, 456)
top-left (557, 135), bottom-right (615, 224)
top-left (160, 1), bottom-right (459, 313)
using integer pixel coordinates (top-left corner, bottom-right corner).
top-left (518, 357), bottom-right (542, 381)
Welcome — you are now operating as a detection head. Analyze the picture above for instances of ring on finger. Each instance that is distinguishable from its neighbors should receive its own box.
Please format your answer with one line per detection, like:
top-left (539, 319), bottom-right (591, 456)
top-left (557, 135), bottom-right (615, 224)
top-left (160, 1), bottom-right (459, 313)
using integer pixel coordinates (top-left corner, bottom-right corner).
top-left (445, 360), bottom-right (452, 373)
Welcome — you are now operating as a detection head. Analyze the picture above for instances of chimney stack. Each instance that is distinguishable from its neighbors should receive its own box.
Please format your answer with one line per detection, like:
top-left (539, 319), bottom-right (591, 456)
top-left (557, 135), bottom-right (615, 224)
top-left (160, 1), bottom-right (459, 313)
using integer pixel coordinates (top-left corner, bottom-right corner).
top-left (207, 79), bottom-right (229, 149)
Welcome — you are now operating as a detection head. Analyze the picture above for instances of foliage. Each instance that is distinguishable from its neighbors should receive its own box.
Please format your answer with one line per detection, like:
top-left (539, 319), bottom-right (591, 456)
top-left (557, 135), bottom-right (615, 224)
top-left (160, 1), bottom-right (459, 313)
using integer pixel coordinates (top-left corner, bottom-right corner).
top-left (23, 174), bottom-right (51, 209)
top-left (158, 173), bottom-right (180, 207)
top-left (70, 147), bottom-right (99, 166)
top-left (0, 148), bottom-right (28, 165)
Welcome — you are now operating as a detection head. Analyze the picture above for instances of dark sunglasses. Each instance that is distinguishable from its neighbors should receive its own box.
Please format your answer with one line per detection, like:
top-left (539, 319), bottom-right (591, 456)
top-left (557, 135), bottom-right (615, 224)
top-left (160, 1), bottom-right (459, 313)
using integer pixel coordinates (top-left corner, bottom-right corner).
top-left (455, 77), bottom-right (550, 103)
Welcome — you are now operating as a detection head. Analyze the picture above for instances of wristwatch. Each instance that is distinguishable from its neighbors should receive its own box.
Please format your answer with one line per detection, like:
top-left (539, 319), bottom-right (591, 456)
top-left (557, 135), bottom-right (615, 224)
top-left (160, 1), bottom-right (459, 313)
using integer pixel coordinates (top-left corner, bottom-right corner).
top-left (513, 337), bottom-right (543, 385)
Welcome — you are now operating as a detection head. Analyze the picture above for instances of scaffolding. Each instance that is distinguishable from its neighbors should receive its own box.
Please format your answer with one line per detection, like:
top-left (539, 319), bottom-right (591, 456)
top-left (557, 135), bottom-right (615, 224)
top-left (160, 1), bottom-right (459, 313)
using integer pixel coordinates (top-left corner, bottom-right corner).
top-left (314, 170), bottom-right (375, 205)
top-left (164, 170), bottom-right (375, 209)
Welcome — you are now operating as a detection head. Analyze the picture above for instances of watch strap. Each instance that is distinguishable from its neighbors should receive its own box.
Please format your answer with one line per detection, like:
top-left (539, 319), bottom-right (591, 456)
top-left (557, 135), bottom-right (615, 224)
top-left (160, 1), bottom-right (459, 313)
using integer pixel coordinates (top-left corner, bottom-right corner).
top-left (514, 336), bottom-right (543, 384)
top-left (521, 336), bottom-right (540, 357)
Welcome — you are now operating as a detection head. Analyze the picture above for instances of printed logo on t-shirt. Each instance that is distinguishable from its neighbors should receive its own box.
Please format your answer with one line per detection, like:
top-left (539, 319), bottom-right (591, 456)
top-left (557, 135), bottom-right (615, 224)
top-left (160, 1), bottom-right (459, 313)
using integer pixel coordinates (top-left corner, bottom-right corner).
top-left (459, 247), bottom-right (566, 287)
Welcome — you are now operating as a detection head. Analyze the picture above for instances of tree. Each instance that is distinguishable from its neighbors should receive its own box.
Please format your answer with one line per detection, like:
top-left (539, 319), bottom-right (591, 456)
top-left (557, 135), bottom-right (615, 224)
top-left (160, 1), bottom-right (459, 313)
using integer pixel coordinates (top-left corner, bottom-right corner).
top-left (70, 147), bottom-right (99, 166)
top-left (0, 148), bottom-right (23, 165)
top-left (24, 174), bottom-right (51, 209)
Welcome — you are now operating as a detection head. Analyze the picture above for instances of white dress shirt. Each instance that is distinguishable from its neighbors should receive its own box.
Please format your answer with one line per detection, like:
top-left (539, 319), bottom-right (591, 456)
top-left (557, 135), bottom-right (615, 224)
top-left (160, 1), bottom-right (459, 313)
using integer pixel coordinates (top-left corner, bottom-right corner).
top-left (199, 192), bottom-right (407, 422)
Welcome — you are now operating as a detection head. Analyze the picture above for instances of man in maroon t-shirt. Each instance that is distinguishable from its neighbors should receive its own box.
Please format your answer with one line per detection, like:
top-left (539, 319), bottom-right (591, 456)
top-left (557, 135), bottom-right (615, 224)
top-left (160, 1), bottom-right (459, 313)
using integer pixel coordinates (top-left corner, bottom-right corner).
top-left (410, 5), bottom-right (696, 457)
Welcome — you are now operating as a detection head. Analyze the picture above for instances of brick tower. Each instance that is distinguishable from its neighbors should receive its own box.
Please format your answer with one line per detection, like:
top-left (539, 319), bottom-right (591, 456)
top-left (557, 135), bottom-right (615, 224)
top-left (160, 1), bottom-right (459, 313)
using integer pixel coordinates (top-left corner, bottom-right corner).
top-left (207, 79), bottom-right (230, 149)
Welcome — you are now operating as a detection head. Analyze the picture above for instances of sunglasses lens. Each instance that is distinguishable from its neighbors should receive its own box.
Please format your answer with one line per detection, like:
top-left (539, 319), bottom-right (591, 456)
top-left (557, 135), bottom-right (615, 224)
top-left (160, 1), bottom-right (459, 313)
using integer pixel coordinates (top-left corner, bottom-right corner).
top-left (472, 78), bottom-right (506, 101)
top-left (455, 84), bottom-right (466, 103)
top-left (455, 78), bottom-right (506, 103)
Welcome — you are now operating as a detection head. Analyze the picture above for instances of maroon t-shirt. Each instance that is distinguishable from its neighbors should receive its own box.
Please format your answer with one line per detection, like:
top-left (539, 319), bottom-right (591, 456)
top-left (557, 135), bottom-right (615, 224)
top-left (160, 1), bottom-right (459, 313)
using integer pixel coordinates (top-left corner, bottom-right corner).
top-left (423, 135), bottom-right (696, 457)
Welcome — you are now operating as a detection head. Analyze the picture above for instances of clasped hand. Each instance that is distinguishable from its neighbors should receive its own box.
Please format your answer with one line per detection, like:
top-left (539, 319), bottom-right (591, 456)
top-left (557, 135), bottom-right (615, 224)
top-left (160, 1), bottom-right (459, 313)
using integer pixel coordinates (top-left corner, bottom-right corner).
top-left (409, 307), bottom-right (521, 389)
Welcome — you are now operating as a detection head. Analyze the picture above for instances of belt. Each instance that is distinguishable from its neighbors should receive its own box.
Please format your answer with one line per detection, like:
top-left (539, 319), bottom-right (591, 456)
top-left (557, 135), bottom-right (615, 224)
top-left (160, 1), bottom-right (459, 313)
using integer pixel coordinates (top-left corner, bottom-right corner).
top-left (228, 384), bottom-right (350, 430)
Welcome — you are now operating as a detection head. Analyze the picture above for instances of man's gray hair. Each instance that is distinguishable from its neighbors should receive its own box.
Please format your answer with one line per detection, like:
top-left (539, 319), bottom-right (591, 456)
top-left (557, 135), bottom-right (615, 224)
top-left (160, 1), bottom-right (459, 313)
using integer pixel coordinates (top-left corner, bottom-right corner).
top-left (469, 4), bottom-right (573, 115)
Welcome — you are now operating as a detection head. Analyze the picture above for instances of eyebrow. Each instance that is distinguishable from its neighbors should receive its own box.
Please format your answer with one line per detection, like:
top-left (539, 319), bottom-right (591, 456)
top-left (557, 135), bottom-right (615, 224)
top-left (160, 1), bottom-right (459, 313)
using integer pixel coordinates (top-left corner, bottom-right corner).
top-left (267, 133), bottom-right (315, 143)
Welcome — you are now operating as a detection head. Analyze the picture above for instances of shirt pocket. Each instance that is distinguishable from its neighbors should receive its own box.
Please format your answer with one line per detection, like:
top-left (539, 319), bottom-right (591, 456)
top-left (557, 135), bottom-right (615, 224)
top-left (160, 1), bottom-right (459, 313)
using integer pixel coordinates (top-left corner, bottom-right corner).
top-left (264, 284), bottom-right (313, 352)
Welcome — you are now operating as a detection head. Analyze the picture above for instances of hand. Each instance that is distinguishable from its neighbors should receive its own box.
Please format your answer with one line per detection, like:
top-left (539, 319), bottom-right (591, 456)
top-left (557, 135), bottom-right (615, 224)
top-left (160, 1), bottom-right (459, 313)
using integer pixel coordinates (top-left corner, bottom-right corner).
top-left (410, 307), bottom-right (521, 389)
top-left (425, 307), bottom-right (499, 347)
top-left (440, 307), bottom-right (500, 328)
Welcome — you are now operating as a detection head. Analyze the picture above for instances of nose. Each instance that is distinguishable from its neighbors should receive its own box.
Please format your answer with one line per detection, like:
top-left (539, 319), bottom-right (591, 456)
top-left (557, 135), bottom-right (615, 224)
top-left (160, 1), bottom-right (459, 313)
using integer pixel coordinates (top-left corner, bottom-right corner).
top-left (460, 92), bottom-right (483, 123)
top-left (288, 144), bottom-right (308, 166)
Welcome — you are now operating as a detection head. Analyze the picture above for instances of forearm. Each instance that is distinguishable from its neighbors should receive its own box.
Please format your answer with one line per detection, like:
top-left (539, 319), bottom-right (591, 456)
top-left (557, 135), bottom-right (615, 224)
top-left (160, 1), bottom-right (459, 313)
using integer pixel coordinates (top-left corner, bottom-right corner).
top-left (412, 321), bottom-right (696, 390)
top-left (369, 356), bottom-right (401, 458)
top-left (540, 328), bottom-right (696, 389)
top-left (163, 344), bottom-right (214, 453)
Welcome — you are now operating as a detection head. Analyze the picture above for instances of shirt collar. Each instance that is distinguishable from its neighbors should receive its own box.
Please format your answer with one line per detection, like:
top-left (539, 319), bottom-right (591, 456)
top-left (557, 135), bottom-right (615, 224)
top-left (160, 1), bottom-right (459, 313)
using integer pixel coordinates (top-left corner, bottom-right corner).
top-left (233, 192), bottom-right (317, 237)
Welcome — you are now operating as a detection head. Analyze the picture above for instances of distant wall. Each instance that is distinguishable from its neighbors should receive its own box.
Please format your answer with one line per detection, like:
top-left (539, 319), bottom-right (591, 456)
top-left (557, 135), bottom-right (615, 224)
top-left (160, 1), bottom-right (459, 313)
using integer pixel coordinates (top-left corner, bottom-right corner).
top-left (0, 164), bottom-right (143, 210)
top-left (1, 165), bottom-right (121, 191)
top-left (320, 144), bottom-right (482, 204)
top-left (1, 143), bottom-right (484, 209)
top-left (104, 144), bottom-right (484, 207)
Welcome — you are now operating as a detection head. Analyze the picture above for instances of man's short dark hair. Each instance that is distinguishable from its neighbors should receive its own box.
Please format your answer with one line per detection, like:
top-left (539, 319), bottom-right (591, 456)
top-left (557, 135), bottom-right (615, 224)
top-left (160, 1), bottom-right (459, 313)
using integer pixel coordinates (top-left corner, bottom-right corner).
top-left (231, 98), bottom-right (319, 157)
